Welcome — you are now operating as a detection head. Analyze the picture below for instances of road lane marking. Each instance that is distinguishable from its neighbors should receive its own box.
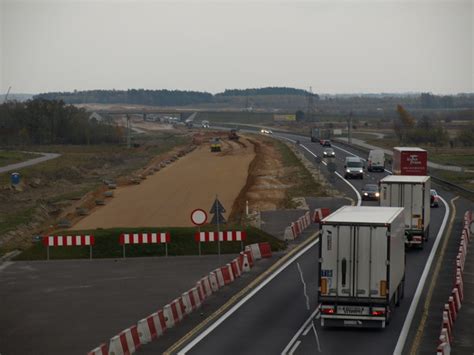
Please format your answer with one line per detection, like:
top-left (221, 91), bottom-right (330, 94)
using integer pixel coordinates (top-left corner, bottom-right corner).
top-left (168, 232), bottom-right (320, 354)
top-left (274, 135), bottom-right (362, 206)
top-left (408, 196), bottom-right (459, 355)
top-left (282, 306), bottom-right (321, 355)
top-left (296, 262), bottom-right (310, 311)
top-left (302, 324), bottom-right (312, 336)
top-left (288, 340), bottom-right (301, 355)
top-left (393, 195), bottom-right (451, 355)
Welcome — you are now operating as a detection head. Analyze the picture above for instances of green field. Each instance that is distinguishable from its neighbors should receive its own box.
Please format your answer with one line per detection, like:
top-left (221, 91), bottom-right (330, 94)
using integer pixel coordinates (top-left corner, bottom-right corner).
top-left (198, 111), bottom-right (274, 124)
top-left (15, 226), bottom-right (285, 260)
top-left (0, 151), bottom-right (39, 167)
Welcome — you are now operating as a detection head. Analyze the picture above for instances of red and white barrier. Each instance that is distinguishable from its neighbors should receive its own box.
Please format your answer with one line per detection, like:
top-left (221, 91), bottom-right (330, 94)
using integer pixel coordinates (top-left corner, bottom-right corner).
top-left (43, 235), bottom-right (94, 246)
top-left (246, 244), bottom-right (262, 260)
top-left (163, 299), bottom-right (184, 328)
top-left (213, 268), bottom-right (226, 287)
top-left (220, 264), bottom-right (235, 285)
top-left (108, 325), bottom-right (141, 355)
top-left (239, 252), bottom-right (251, 272)
top-left (194, 231), bottom-right (247, 242)
top-left (119, 232), bottom-right (170, 244)
top-left (313, 208), bottom-right (331, 223)
top-left (182, 288), bottom-right (201, 314)
top-left (198, 276), bottom-right (213, 297)
top-left (137, 310), bottom-right (166, 344)
top-left (258, 242), bottom-right (272, 258)
top-left (88, 343), bottom-right (108, 355)
top-left (231, 258), bottom-right (241, 278)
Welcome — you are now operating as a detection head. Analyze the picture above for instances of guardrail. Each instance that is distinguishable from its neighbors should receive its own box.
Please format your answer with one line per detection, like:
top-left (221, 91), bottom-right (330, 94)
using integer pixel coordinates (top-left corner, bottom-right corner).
top-left (332, 138), bottom-right (474, 201)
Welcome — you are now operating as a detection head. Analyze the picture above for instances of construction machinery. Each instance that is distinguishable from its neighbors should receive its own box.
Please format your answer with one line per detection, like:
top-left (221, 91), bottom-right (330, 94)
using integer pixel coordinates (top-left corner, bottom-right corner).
top-left (210, 138), bottom-right (221, 152)
top-left (228, 129), bottom-right (239, 140)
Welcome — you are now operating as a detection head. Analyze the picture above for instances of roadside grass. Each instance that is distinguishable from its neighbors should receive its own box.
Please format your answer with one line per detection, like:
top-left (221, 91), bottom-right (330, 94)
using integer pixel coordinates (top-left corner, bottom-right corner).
top-left (0, 151), bottom-right (40, 167)
top-left (425, 150), bottom-right (474, 168)
top-left (431, 169), bottom-right (474, 191)
top-left (0, 207), bottom-right (36, 236)
top-left (274, 139), bottom-right (328, 207)
top-left (14, 226), bottom-right (285, 260)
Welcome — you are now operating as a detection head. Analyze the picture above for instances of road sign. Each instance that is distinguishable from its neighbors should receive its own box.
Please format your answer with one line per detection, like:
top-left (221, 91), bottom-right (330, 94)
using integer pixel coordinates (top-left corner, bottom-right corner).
top-left (210, 213), bottom-right (226, 225)
top-left (209, 199), bottom-right (226, 214)
top-left (191, 209), bottom-right (207, 226)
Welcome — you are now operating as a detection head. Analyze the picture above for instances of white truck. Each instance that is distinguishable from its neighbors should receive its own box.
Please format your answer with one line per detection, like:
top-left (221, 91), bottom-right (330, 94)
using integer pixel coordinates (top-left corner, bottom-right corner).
top-left (379, 175), bottom-right (431, 248)
top-left (319, 206), bottom-right (405, 328)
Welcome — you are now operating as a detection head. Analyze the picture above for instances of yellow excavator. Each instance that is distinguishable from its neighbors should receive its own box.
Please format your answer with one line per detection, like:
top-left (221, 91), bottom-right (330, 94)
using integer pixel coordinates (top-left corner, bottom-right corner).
top-left (210, 138), bottom-right (221, 152)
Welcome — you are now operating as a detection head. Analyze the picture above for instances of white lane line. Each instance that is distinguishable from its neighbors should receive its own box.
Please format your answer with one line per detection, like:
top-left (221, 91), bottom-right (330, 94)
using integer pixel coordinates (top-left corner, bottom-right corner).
top-left (296, 263), bottom-right (310, 311)
top-left (393, 196), bottom-right (450, 355)
top-left (302, 324), bottom-right (312, 336)
top-left (335, 171), bottom-right (362, 206)
top-left (277, 137), bottom-right (361, 205)
top-left (331, 143), bottom-right (366, 161)
top-left (282, 306), bottom-right (321, 354)
top-left (288, 340), bottom-right (301, 355)
top-left (178, 237), bottom-right (320, 354)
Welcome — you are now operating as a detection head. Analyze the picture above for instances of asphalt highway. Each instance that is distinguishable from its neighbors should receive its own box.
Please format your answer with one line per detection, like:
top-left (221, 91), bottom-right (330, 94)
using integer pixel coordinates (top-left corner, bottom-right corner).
top-left (175, 128), bottom-right (458, 355)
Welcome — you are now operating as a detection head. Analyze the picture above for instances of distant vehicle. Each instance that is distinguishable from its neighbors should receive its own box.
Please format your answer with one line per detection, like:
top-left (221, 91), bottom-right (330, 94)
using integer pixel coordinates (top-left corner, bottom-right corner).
top-left (430, 189), bottom-right (440, 208)
top-left (260, 128), bottom-right (273, 135)
top-left (311, 128), bottom-right (331, 143)
top-left (323, 148), bottom-right (335, 158)
top-left (210, 138), bottom-right (221, 152)
top-left (367, 149), bottom-right (385, 172)
top-left (392, 147), bottom-right (428, 176)
top-left (379, 175), bottom-right (431, 247)
top-left (344, 156), bottom-right (364, 179)
top-left (361, 184), bottom-right (380, 201)
top-left (228, 129), bottom-right (239, 140)
top-left (322, 140), bottom-right (331, 147)
top-left (201, 120), bottom-right (210, 128)
top-left (186, 121), bottom-right (193, 128)
top-left (319, 206), bottom-right (406, 328)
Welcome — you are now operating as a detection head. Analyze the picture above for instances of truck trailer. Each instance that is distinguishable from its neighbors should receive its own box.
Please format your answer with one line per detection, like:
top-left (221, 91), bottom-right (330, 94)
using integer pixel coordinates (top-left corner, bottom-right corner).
top-left (310, 128), bottom-right (331, 143)
top-left (392, 147), bottom-right (427, 176)
top-left (319, 206), bottom-right (405, 328)
top-left (379, 175), bottom-right (431, 247)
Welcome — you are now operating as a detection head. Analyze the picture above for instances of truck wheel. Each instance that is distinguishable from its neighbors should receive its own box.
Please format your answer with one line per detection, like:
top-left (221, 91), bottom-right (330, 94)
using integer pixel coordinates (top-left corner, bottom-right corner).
top-left (400, 278), bottom-right (405, 299)
top-left (424, 227), bottom-right (430, 242)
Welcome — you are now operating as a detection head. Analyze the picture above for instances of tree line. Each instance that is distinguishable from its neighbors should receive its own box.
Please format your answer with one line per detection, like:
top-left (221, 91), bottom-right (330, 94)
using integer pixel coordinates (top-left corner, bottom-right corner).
top-left (0, 99), bottom-right (122, 146)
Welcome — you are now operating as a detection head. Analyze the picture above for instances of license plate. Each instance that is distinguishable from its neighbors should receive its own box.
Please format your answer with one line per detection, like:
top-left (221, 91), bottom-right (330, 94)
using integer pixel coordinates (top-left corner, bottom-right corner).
top-left (337, 306), bottom-right (367, 315)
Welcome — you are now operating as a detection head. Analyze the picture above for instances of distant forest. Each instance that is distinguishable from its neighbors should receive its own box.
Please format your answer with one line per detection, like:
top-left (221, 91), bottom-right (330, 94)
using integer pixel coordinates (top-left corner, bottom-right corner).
top-left (32, 88), bottom-right (473, 112)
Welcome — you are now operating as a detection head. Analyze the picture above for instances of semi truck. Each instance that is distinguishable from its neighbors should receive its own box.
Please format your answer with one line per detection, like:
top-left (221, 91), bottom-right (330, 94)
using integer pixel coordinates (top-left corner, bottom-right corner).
top-left (319, 206), bottom-right (406, 328)
top-left (392, 147), bottom-right (427, 176)
top-left (379, 175), bottom-right (431, 247)
top-left (310, 128), bottom-right (331, 143)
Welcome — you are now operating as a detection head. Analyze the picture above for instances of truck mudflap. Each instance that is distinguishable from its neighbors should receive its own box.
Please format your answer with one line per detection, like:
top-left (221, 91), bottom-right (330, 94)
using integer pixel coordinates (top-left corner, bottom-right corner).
top-left (321, 315), bottom-right (386, 329)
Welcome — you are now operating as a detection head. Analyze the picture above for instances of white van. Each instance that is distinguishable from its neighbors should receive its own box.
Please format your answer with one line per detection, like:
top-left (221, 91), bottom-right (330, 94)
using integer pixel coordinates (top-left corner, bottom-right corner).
top-left (368, 150), bottom-right (385, 172)
top-left (344, 156), bottom-right (364, 179)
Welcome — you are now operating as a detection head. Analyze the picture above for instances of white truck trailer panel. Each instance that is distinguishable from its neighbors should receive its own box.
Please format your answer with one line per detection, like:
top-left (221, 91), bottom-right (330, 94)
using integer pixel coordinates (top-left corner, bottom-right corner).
top-left (319, 206), bottom-right (405, 328)
top-left (379, 175), bottom-right (430, 244)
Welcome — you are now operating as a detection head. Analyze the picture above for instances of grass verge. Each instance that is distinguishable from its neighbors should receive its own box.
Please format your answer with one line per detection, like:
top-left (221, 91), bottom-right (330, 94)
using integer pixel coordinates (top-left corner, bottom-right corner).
top-left (0, 150), bottom-right (40, 167)
top-left (14, 226), bottom-right (285, 260)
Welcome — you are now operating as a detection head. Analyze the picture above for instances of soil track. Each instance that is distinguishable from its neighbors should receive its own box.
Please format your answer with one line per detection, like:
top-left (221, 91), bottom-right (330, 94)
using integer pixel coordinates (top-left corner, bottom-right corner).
top-left (72, 138), bottom-right (255, 229)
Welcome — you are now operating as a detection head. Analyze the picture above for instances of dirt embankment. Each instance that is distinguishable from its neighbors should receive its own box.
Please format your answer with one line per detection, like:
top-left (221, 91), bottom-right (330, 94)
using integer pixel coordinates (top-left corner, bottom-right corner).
top-left (72, 136), bottom-right (256, 229)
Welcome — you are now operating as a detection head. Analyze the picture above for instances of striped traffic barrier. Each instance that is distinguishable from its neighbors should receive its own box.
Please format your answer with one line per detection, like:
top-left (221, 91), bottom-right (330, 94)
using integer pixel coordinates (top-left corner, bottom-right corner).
top-left (43, 235), bottom-right (94, 260)
top-left (239, 252), bottom-right (251, 272)
top-left (208, 272), bottom-right (220, 292)
top-left (182, 288), bottom-right (200, 314)
top-left (452, 288), bottom-right (462, 311)
top-left (220, 264), bottom-right (234, 285)
top-left (442, 311), bottom-right (453, 343)
top-left (87, 343), bottom-right (108, 355)
top-left (137, 310), bottom-right (166, 344)
top-left (163, 299), bottom-right (184, 329)
top-left (246, 244), bottom-right (262, 260)
top-left (284, 226), bottom-right (295, 240)
top-left (199, 276), bottom-right (213, 297)
top-left (258, 242), bottom-right (272, 258)
top-left (448, 296), bottom-right (457, 321)
top-left (108, 325), bottom-right (141, 355)
top-left (119, 232), bottom-right (170, 258)
top-left (231, 258), bottom-right (241, 278)
top-left (213, 268), bottom-right (226, 288)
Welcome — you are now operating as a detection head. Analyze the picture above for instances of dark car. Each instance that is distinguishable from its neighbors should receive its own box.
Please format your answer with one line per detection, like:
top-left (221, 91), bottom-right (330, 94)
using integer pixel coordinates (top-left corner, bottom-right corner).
top-left (323, 148), bottom-right (335, 158)
top-left (361, 184), bottom-right (380, 201)
top-left (430, 189), bottom-right (440, 207)
top-left (322, 140), bottom-right (331, 147)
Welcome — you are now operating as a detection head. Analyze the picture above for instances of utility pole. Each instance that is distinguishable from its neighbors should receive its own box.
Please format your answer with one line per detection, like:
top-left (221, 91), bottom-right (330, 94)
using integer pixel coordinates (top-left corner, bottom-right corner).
top-left (4, 86), bottom-right (11, 103)
top-left (126, 114), bottom-right (131, 148)
top-left (306, 86), bottom-right (315, 122)
top-left (348, 111), bottom-right (353, 144)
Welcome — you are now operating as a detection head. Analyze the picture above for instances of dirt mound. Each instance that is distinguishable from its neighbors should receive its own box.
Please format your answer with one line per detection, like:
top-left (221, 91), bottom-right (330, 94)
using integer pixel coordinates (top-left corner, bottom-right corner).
top-left (71, 137), bottom-right (256, 229)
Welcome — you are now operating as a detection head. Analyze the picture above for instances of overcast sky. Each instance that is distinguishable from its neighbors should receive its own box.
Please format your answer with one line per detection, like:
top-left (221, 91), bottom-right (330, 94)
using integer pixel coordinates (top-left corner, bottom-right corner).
top-left (0, 0), bottom-right (472, 94)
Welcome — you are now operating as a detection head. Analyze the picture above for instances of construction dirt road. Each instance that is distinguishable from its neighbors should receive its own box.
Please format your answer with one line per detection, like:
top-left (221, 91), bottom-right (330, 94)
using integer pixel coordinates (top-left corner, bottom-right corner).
top-left (72, 137), bottom-right (255, 229)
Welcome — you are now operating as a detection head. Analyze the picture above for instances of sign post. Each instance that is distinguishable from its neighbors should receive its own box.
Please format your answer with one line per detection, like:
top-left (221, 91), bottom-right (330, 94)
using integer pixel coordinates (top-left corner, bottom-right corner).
top-left (191, 209), bottom-right (208, 256)
top-left (209, 197), bottom-right (226, 257)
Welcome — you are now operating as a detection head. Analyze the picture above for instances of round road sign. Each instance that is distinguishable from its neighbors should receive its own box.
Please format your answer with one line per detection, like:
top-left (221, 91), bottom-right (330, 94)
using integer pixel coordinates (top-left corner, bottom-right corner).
top-left (191, 209), bottom-right (207, 226)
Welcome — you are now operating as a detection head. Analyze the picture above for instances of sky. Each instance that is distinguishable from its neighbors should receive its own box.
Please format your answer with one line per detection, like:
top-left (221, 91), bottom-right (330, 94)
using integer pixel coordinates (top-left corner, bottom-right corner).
top-left (0, 0), bottom-right (472, 95)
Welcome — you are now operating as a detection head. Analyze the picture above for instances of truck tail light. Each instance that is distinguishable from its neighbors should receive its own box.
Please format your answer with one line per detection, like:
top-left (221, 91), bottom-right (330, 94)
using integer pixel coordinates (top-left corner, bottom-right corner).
top-left (321, 305), bottom-right (335, 314)
top-left (371, 307), bottom-right (386, 316)
top-left (320, 278), bottom-right (328, 294)
top-left (380, 280), bottom-right (387, 297)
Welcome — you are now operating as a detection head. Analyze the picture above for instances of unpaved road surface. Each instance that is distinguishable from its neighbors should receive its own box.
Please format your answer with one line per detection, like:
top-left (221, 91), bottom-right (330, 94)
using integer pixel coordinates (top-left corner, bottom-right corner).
top-left (73, 138), bottom-right (255, 229)
top-left (0, 152), bottom-right (60, 174)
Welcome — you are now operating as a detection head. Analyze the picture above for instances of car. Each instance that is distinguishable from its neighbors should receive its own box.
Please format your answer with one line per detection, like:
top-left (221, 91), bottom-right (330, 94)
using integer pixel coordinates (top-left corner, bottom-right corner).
top-left (344, 156), bottom-right (364, 179)
top-left (260, 128), bottom-right (273, 135)
top-left (322, 140), bottom-right (331, 147)
top-left (430, 189), bottom-right (440, 207)
top-left (323, 148), bottom-right (335, 158)
top-left (361, 184), bottom-right (380, 200)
